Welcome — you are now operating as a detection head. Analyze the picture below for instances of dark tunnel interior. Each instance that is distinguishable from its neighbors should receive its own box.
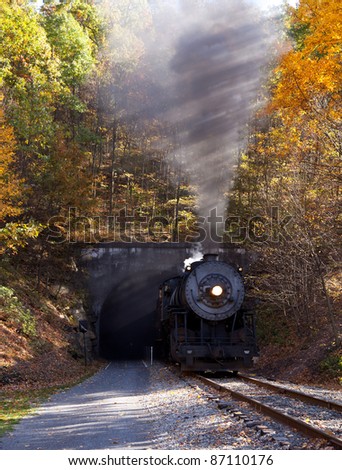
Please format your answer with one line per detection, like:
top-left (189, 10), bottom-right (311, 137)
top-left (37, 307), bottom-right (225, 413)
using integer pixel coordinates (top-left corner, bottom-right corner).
top-left (99, 268), bottom-right (177, 360)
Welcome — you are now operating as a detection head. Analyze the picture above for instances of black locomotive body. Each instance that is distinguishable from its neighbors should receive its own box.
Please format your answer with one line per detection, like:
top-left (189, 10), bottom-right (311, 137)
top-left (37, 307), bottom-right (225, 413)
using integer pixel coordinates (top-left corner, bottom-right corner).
top-left (157, 254), bottom-right (258, 372)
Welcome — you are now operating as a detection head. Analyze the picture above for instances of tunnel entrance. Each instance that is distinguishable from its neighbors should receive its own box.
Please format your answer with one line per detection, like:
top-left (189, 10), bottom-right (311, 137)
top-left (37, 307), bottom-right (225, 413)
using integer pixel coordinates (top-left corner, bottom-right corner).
top-left (81, 243), bottom-right (253, 361)
top-left (99, 268), bottom-right (175, 360)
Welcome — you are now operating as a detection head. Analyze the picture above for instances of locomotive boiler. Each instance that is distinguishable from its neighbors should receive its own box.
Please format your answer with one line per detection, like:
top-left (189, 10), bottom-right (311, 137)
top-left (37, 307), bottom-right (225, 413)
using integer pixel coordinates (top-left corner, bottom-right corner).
top-left (157, 253), bottom-right (258, 372)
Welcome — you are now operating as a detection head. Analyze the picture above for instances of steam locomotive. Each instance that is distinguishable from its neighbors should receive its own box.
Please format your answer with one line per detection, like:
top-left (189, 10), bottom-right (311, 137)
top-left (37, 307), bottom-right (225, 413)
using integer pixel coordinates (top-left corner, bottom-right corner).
top-left (157, 254), bottom-right (258, 372)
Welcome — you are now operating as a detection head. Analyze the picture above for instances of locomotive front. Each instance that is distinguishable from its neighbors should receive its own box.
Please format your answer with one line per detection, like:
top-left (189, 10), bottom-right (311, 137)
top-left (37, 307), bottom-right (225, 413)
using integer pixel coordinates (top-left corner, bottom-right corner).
top-left (158, 253), bottom-right (258, 371)
top-left (180, 254), bottom-right (245, 321)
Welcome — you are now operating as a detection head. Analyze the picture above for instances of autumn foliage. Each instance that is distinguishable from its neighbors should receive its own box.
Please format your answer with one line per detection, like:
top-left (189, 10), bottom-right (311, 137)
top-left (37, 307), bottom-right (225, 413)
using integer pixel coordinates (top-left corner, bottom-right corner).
top-left (229, 0), bottom-right (341, 345)
top-left (0, 95), bottom-right (22, 221)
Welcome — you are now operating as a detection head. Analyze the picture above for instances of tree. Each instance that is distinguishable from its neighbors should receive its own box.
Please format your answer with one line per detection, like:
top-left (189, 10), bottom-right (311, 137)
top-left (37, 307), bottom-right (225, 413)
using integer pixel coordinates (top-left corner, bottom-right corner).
top-left (229, 0), bottom-right (341, 344)
top-left (0, 92), bottom-right (42, 254)
top-left (0, 93), bottom-right (22, 221)
top-left (0, 0), bottom-right (60, 196)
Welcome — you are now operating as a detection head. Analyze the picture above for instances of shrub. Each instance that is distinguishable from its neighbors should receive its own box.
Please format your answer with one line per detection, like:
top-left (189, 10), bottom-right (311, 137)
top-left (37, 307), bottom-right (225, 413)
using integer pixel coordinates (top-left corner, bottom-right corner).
top-left (0, 285), bottom-right (36, 337)
top-left (319, 353), bottom-right (342, 383)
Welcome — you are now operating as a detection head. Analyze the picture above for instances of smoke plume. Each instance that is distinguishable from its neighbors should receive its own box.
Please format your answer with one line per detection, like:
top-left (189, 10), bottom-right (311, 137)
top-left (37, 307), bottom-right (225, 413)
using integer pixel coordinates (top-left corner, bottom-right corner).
top-left (100, 0), bottom-right (273, 245)
top-left (166, 1), bottom-right (270, 241)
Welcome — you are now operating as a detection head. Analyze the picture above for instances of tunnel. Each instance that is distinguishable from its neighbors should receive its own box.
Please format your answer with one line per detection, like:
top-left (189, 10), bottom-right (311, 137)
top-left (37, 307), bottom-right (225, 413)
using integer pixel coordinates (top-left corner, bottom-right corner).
top-left (98, 268), bottom-right (176, 360)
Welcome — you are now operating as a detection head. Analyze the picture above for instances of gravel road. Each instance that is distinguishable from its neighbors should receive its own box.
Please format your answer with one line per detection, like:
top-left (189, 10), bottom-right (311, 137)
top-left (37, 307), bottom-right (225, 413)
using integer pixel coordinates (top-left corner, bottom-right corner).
top-left (2, 361), bottom-right (340, 450)
top-left (0, 361), bottom-right (154, 450)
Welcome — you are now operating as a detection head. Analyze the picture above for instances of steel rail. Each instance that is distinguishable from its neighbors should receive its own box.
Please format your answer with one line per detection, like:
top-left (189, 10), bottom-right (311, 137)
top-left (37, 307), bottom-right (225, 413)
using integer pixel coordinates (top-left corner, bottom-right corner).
top-left (238, 373), bottom-right (342, 413)
top-left (197, 375), bottom-right (342, 450)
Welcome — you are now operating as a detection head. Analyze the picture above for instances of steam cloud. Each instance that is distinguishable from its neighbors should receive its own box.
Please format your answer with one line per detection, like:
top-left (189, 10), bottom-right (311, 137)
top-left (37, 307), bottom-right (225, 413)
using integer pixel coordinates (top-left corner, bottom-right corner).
top-left (101, 0), bottom-right (273, 246)
top-left (183, 242), bottom-right (204, 270)
top-left (170, 2), bottom-right (268, 216)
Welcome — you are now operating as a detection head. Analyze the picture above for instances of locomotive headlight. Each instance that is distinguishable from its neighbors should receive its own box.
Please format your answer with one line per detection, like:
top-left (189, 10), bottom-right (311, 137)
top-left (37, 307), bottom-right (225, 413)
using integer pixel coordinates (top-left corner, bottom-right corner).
top-left (211, 285), bottom-right (223, 297)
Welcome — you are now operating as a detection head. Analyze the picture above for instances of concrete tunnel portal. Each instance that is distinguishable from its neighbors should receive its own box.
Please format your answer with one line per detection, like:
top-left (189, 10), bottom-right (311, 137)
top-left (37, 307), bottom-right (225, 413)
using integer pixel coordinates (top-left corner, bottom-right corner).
top-left (81, 243), bottom-right (253, 361)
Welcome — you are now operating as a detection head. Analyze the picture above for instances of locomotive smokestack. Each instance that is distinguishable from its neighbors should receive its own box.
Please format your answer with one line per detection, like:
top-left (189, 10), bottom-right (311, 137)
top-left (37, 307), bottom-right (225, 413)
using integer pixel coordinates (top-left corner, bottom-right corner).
top-left (203, 253), bottom-right (219, 262)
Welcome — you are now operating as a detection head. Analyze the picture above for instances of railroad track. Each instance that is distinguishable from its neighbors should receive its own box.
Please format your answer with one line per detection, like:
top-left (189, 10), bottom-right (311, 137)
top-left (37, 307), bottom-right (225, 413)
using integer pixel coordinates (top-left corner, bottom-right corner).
top-left (196, 373), bottom-right (342, 449)
top-left (238, 373), bottom-right (342, 412)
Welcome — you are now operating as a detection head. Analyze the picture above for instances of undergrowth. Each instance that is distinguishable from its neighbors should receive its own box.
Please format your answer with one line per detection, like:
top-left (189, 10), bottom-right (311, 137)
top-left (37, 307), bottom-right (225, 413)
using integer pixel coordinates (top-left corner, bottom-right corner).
top-left (319, 352), bottom-right (342, 384)
top-left (0, 285), bottom-right (36, 337)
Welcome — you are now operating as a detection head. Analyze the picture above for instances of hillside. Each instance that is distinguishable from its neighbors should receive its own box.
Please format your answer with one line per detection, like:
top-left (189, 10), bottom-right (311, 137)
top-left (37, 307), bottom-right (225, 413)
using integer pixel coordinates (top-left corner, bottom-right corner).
top-left (253, 334), bottom-right (341, 388)
top-left (0, 248), bottom-right (100, 393)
